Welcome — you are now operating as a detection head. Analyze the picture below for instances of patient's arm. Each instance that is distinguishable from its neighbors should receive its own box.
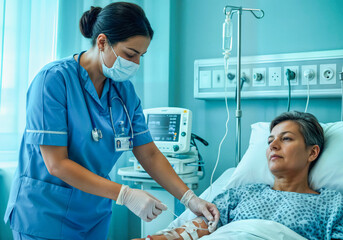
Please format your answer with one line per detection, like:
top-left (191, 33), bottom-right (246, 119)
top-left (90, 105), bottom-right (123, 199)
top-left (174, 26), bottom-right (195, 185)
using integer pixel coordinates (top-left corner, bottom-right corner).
top-left (133, 217), bottom-right (211, 240)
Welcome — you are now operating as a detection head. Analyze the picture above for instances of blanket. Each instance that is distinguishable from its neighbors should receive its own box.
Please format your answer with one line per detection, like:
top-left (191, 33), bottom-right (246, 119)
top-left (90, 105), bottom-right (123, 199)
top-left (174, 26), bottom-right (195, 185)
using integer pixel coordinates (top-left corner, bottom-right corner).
top-left (199, 219), bottom-right (307, 240)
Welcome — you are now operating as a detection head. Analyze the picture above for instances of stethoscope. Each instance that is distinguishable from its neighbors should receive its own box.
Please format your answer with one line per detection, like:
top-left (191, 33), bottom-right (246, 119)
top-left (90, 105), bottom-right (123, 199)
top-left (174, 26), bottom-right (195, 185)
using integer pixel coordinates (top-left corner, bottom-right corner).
top-left (77, 51), bottom-right (134, 142)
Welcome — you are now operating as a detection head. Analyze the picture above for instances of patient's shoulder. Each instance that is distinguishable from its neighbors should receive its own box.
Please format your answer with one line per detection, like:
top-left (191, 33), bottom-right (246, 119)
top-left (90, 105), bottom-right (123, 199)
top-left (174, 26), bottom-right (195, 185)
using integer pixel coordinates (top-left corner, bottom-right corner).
top-left (319, 188), bottom-right (343, 201)
top-left (317, 189), bottom-right (343, 218)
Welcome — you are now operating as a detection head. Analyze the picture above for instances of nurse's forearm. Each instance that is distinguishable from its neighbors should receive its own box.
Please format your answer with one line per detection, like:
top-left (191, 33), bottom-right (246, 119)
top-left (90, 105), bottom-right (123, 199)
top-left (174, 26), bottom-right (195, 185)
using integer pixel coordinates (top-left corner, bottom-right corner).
top-left (53, 158), bottom-right (122, 200)
top-left (133, 143), bottom-right (189, 200)
top-left (40, 145), bottom-right (122, 201)
top-left (148, 152), bottom-right (189, 200)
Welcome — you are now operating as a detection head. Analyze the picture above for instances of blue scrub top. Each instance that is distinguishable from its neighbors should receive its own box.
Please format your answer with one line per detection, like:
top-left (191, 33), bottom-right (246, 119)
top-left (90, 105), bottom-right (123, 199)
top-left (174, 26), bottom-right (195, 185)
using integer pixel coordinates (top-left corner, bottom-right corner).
top-left (4, 55), bottom-right (153, 239)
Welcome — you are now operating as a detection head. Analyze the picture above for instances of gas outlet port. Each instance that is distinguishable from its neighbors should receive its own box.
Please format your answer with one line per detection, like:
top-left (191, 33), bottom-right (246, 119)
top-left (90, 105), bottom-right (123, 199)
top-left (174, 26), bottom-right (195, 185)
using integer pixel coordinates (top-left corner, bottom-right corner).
top-left (284, 66), bottom-right (299, 86)
top-left (226, 69), bottom-right (236, 87)
top-left (252, 68), bottom-right (266, 86)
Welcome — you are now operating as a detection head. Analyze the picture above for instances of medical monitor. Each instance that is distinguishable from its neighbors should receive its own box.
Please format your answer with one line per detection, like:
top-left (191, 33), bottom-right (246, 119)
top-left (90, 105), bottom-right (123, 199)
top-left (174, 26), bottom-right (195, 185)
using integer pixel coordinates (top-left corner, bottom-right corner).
top-left (143, 108), bottom-right (192, 154)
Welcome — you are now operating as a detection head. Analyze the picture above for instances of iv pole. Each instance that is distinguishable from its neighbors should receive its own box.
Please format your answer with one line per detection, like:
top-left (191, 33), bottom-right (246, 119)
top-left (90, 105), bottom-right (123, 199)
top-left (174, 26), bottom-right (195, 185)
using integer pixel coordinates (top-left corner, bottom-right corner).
top-left (223, 6), bottom-right (264, 165)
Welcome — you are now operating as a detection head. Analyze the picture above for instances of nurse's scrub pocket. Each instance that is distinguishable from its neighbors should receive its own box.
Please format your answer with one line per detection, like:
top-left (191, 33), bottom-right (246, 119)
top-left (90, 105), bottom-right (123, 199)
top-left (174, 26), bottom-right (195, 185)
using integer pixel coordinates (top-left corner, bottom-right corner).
top-left (9, 176), bottom-right (72, 239)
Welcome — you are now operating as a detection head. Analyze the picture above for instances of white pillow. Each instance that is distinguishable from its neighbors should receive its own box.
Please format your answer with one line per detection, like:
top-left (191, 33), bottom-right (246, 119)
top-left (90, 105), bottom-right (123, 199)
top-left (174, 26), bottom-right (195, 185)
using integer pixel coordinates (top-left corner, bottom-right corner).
top-left (223, 121), bottom-right (343, 194)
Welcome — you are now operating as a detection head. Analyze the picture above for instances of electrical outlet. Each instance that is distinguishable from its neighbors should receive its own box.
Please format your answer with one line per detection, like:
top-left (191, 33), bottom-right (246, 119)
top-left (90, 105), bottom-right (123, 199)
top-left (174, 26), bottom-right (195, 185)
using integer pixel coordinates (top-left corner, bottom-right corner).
top-left (301, 65), bottom-right (317, 85)
top-left (212, 70), bottom-right (225, 88)
top-left (226, 69), bottom-right (236, 88)
top-left (268, 67), bottom-right (282, 86)
top-left (284, 66), bottom-right (299, 86)
top-left (320, 64), bottom-right (336, 85)
top-left (252, 68), bottom-right (266, 86)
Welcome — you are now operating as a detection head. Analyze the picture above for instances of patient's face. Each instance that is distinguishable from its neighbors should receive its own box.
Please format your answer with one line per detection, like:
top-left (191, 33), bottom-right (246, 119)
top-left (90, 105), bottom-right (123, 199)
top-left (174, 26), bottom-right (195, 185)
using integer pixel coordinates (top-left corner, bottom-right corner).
top-left (266, 121), bottom-right (312, 176)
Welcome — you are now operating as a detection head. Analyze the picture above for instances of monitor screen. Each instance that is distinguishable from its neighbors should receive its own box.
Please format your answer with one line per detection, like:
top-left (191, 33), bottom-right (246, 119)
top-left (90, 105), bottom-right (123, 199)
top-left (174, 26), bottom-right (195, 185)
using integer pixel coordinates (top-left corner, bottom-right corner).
top-left (147, 114), bottom-right (181, 142)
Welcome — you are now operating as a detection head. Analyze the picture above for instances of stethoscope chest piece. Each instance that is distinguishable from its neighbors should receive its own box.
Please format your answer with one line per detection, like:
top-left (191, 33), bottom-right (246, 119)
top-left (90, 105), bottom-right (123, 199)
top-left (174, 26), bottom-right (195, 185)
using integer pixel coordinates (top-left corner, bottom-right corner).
top-left (92, 128), bottom-right (103, 142)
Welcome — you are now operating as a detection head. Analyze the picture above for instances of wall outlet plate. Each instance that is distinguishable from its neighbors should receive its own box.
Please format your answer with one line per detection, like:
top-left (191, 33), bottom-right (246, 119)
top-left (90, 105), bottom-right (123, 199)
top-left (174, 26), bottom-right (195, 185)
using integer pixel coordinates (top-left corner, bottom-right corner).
top-left (268, 67), bottom-right (282, 86)
top-left (301, 65), bottom-right (317, 85)
top-left (252, 68), bottom-right (266, 86)
top-left (284, 66), bottom-right (299, 86)
top-left (212, 70), bottom-right (225, 88)
top-left (194, 50), bottom-right (343, 99)
top-left (320, 64), bottom-right (336, 85)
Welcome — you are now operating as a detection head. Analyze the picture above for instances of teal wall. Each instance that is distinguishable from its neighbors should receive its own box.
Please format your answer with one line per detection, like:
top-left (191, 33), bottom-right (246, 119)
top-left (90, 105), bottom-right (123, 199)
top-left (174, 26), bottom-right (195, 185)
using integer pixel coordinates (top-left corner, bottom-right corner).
top-left (168, 0), bottom-right (343, 195)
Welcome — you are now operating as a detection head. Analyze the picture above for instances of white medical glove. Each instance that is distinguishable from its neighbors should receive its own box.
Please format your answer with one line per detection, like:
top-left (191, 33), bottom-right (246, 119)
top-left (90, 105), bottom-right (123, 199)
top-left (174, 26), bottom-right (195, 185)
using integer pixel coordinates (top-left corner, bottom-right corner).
top-left (116, 185), bottom-right (167, 222)
top-left (180, 190), bottom-right (220, 233)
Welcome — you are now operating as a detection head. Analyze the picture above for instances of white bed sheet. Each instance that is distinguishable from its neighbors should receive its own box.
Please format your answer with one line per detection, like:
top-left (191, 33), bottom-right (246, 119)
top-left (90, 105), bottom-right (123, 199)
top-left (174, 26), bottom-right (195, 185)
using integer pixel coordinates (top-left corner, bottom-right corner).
top-left (199, 219), bottom-right (307, 240)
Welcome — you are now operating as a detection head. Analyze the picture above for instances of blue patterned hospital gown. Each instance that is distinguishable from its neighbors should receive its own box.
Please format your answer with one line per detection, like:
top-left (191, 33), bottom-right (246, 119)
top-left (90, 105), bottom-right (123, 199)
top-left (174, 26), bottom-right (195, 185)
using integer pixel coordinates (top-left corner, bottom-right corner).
top-left (213, 183), bottom-right (343, 240)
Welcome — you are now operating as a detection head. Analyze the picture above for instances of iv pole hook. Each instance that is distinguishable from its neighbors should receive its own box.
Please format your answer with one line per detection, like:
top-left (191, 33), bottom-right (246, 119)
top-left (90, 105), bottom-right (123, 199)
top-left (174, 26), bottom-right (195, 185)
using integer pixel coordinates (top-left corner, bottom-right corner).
top-left (244, 8), bottom-right (264, 19)
top-left (224, 5), bottom-right (264, 19)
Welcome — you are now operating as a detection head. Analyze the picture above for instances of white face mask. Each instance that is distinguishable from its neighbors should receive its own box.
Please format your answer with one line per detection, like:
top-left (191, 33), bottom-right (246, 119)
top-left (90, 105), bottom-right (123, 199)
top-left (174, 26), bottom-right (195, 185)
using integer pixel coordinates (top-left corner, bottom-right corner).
top-left (101, 46), bottom-right (139, 82)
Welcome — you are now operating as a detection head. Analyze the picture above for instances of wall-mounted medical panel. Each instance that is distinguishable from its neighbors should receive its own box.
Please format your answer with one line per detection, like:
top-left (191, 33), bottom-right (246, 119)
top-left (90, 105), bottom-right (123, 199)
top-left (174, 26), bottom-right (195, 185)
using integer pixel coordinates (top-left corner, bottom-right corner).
top-left (194, 50), bottom-right (343, 99)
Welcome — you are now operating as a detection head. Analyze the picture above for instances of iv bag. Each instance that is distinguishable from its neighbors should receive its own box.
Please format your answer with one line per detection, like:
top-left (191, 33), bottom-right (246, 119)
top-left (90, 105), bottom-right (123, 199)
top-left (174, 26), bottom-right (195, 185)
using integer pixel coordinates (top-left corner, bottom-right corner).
top-left (222, 17), bottom-right (233, 52)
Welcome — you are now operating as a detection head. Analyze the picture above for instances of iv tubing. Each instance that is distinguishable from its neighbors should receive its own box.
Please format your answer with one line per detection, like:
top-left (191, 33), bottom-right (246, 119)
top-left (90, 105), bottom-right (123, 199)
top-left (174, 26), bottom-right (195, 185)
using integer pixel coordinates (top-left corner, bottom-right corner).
top-left (209, 54), bottom-right (230, 198)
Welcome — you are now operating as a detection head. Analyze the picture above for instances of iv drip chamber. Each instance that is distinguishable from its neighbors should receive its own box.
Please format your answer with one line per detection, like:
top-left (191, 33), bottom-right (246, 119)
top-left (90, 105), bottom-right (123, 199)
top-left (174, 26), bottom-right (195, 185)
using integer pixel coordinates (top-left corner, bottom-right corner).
top-left (222, 15), bottom-right (233, 52)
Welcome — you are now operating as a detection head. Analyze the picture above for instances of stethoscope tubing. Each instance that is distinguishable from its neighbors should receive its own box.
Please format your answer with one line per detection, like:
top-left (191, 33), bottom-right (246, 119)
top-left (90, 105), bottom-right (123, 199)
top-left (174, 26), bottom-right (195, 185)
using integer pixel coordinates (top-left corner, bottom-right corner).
top-left (77, 51), bottom-right (98, 131)
top-left (76, 51), bottom-right (133, 142)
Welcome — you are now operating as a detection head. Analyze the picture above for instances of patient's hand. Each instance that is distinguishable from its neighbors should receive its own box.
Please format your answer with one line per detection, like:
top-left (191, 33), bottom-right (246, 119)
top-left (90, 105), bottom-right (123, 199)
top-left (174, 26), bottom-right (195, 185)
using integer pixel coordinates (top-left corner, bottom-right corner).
top-left (133, 217), bottom-right (210, 240)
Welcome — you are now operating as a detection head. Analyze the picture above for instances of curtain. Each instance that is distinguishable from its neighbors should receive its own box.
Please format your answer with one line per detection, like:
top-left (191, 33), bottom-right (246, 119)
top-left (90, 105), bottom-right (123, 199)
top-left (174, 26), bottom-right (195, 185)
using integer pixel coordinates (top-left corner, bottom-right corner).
top-left (0, 0), bottom-right (59, 162)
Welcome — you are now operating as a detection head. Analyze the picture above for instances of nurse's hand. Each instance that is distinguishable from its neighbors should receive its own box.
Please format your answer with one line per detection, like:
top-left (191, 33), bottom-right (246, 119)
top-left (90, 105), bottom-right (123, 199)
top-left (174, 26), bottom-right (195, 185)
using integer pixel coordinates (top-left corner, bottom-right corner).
top-left (116, 185), bottom-right (167, 222)
top-left (181, 190), bottom-right (220, 233)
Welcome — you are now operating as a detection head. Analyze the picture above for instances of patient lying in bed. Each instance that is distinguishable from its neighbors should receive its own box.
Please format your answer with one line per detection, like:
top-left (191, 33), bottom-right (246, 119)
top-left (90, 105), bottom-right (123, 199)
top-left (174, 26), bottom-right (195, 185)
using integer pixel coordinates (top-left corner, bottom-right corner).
top-left (135, 111), bottom-right (343, 240)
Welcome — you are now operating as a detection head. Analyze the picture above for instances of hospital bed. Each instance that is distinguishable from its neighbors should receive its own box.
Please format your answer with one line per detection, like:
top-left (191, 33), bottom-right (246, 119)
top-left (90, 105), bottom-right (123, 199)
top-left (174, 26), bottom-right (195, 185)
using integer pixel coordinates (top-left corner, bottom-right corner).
top-left (166, 121), bottom-right (343, 240)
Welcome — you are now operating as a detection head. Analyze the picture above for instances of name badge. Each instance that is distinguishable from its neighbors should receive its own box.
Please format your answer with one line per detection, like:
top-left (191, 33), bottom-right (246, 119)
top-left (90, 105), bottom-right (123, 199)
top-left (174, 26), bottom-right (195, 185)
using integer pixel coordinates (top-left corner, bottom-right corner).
top-left (115, 136), bottom-right (133, 152)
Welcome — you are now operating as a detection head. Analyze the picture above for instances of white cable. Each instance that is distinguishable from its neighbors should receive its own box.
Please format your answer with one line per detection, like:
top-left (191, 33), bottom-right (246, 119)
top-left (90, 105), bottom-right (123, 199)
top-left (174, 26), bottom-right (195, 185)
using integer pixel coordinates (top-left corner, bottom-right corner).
top-left (208, 54), bottom-right (230, 198)
top-left (304, 77), bottom-right (310, 113)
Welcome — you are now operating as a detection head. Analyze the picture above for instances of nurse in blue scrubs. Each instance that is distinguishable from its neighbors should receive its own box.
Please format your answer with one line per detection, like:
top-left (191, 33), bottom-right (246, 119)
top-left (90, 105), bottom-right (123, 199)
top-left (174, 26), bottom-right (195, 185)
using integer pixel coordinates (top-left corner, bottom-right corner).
top-left (4, 2), bottom-right (219, 239)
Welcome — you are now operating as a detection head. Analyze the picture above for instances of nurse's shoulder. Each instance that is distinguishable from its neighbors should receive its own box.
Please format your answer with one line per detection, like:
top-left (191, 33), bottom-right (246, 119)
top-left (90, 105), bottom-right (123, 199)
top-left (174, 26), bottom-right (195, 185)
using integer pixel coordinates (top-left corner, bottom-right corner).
top-left (27, 56), bottom-right (76, 106)
top-left (29, 56), bottom-right (77, 90)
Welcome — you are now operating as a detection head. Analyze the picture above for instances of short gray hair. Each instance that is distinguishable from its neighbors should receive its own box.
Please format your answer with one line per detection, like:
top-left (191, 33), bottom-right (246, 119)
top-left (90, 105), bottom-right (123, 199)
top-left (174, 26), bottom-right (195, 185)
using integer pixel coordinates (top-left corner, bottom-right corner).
top-left (270, 111), bottom-right (324, 171)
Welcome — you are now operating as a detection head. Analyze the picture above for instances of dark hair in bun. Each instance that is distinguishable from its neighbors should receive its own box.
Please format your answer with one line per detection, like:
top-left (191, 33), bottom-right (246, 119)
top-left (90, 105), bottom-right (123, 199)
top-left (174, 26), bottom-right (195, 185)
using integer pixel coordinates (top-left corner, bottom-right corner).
top-left (79, 6), bottom-right (102, 39)
top-left (79, 2), bottom-right (154, 46)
